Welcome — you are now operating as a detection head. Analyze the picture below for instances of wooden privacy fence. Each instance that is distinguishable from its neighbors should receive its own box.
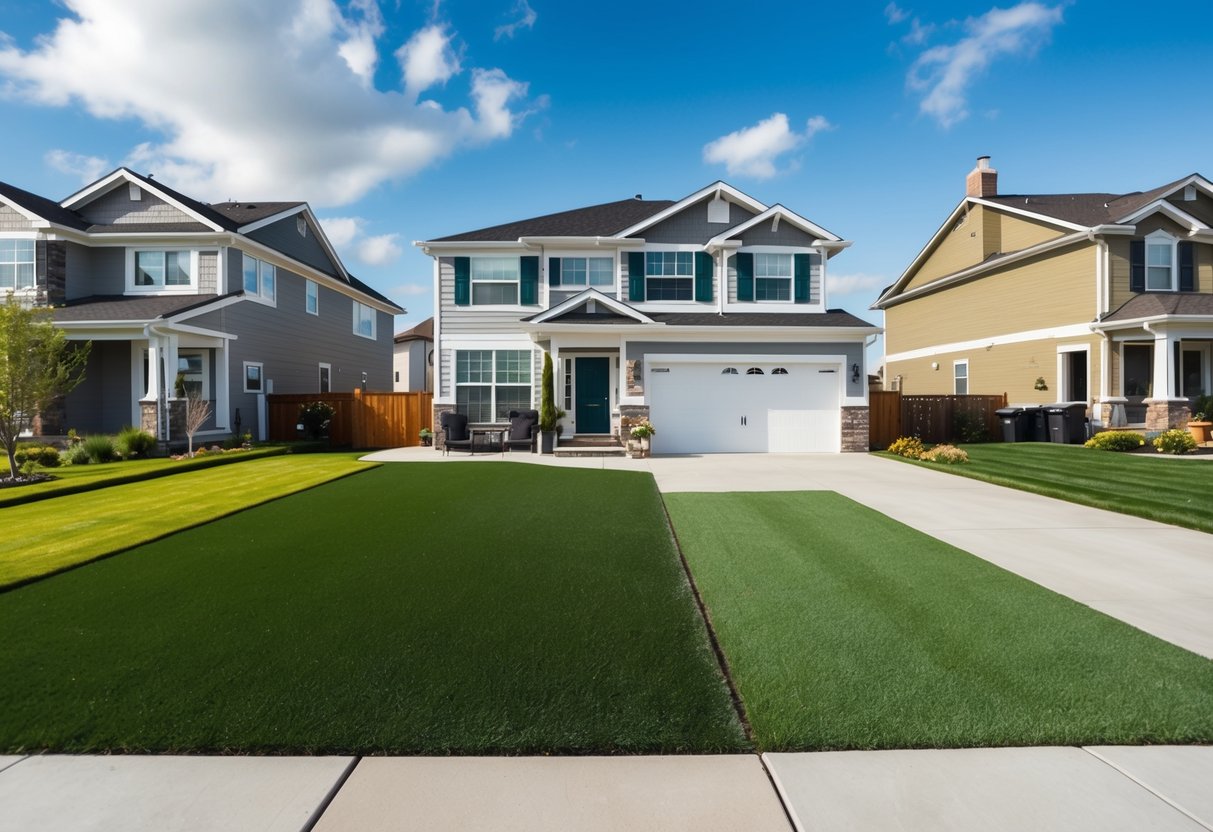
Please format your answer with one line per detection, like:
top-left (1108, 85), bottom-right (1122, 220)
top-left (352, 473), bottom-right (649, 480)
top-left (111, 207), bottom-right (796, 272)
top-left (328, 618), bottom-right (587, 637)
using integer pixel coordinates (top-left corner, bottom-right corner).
top-left (868, 391), bottom-right (1008, 449)
top-left (267, 390), bottom-right (433, 448)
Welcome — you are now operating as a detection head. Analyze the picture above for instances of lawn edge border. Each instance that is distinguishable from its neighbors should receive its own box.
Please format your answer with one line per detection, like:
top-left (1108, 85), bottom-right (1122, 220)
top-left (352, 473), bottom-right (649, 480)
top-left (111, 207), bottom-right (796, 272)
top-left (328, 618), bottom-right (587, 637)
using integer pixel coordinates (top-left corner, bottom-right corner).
top-left (0, 461), bottom-right (380, 594)
top-left (658, 491), bottom-right (756, 748)
top-left (301, 756), bottom-right (362, 832)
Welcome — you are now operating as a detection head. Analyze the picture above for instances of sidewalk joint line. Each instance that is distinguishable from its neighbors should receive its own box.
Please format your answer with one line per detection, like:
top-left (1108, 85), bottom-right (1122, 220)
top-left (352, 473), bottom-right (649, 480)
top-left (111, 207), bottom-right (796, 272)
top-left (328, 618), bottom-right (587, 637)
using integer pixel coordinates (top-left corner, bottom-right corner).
top-left (757, 753), bottom-right (802, 832)
top-left (301, 755), bottom-right (361, 832)
top-left (1082, 747), bottom-right (1213, 832)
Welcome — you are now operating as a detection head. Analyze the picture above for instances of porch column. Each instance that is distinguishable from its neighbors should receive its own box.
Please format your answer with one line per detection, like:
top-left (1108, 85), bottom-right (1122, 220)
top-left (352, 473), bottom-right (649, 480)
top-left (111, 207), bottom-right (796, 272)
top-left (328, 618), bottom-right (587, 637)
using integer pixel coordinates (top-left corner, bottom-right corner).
top-left (143, 339), bottom-right (161, 402)
top-left (1150, 328), bottom-right (1177, 399)
top-left (215, 341), bottom-right (230, 430)
top-left (162, 335), bottom-right (179, 399)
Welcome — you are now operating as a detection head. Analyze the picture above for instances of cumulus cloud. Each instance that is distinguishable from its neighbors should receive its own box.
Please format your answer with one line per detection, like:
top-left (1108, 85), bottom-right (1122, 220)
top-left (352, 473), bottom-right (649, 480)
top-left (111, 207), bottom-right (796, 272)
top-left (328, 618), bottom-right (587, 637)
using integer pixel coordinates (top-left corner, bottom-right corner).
top-left (0, 0), bottom-right (537, 206)
top-left (907, 3), bottom-right (1064, 128)
top-left (884, 3), bottom-right (909, 24)
top-left (828, 272), bottom-right (887, 295)
top-left (45, 149), bottom-right (110, 183)
top-left (319, 216), bottom-right (403, 267)
top-left (495, 0), bottom-right (537, 40)
top-left (358, 233), bottom-right (403, 266)
top-left (319, 216), bottom-right (361, 248)
top-left (703, 113), bottom-right (833, 180)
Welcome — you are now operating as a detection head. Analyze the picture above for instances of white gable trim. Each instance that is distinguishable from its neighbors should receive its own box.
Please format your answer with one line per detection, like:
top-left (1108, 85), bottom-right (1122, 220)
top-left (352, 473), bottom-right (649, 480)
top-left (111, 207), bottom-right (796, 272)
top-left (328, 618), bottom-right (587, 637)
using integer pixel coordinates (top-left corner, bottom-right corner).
top-left (528, 288), bottom-right (655, 324)
top-left (1114, 199), bottom-right (1208, 232)
top-left (60, 169), bottom-right (226, 233)
top-left (614, 181), bottom-right (768, 238)
top-left (238, 205), bottom-right (350, 280)
top-left (968, 197), bottom-right (1088, 232)
top-left (707, 204), bottom-right (842, 246)
top-left (0, 194), bottom-right (49, 225)
top-left (236, 204), bottom-right (307, 233)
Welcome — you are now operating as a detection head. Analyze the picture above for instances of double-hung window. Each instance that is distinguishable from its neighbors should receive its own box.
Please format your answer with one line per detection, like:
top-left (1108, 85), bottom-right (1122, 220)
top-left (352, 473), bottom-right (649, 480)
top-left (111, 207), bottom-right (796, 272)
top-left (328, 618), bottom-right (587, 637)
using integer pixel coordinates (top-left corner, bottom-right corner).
top-left (471, 257), bottom-right (520, 305)
top-left (353, 301), bottom-right (376, 339)
top-left (242, 253), bottom-right (276, 302)
top-left (754, 253), bottom-right (792, 301)
top-left (558, 257), bottom-right (614, 288)
top-left (305, 280), bottom-right (318, 315)
top-left (1145, 233), bottom-right (1174, 291)
top-left (954, 360), bottom-right (969, 395)
top-left (455, 349), bottom-right (532, 422)
top-left (133, 250), bottom-right (192, 290)
top-left (176, 352), bottom-right (208, 399)
top-left (0, 240), bottom-right (35, 292)
top-left (645, 251), bottom-right (693, 301)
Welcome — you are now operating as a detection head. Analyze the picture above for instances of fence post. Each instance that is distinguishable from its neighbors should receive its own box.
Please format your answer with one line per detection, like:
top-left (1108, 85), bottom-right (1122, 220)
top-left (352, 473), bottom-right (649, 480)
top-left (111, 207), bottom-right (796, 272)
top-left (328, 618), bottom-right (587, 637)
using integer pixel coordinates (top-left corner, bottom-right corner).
top-left (352, 387), bottom-right (363, 448)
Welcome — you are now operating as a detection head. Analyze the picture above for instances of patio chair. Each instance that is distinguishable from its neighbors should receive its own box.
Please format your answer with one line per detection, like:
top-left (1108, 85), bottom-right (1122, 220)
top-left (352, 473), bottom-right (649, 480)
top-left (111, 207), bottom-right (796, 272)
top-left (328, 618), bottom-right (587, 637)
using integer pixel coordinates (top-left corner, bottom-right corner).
top-left (505, 409), bottom-right (539, 453)
top-left (440, 411), bottom-right (472, 455)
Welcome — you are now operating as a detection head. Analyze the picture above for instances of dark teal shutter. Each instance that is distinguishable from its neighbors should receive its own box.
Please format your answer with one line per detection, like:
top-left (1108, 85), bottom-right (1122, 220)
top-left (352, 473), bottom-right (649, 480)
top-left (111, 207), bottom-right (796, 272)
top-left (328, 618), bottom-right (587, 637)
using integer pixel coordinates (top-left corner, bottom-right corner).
top-left (453, 257), bottom-right (470, 306)
top-left (694, 251), bottom-right (714, 303)
top-left (1179, 242), bottom-right (1195, 291)
top-left (628, 252), bottom-right (646, 302)
top-left (520, 256), bottom-right (539, 304)
top-left (793, 253), bottom-right (812, 304)
top-left (548, 257), bottom-right (561, 287)
top-left (736, 252), bottom-right (754, 302)
top-left (1129, 241), bottom-right (1145, 293)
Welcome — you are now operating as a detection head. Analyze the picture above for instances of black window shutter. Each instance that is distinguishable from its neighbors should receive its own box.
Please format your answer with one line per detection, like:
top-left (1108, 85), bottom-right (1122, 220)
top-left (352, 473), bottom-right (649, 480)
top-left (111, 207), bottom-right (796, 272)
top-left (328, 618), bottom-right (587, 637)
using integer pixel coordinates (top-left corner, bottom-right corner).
top-left (794, 253), bottom-right (812, 303)
top-left (548, 257), bottom-right (561, 287)
top-left (1129, 241), bottom-right (1145, 293)
top-left (694, 251), bottom-right (714, 303)
top-left (520, 256), bottom-right (539, 304)
top-left (453, 257), bottom-right (470, 306)
top-left (736, 252), bottom-right (754, 302)
top-left (628, 252), bottom-right (646, 302)
top-left (1178, 241), bottom-right (1195, 291)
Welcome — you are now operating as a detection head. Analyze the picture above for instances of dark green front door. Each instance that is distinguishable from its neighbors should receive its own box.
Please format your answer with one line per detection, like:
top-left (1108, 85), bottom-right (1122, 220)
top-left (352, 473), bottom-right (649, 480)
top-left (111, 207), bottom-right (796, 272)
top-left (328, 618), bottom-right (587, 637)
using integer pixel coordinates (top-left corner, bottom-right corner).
top-left (575, 357), bottom-right (610, 434)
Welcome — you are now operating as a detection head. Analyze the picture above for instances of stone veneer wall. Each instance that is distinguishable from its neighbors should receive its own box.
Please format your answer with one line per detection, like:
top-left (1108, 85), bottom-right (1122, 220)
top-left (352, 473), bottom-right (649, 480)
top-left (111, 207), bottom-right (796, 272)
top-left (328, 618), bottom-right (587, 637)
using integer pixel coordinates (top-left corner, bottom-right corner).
top-left (841, 406), bottom-right (870, 452)
top-left (1145, 401), bottom-right (1191, 431)
top-left (618, 404), bottom-right (650, 441)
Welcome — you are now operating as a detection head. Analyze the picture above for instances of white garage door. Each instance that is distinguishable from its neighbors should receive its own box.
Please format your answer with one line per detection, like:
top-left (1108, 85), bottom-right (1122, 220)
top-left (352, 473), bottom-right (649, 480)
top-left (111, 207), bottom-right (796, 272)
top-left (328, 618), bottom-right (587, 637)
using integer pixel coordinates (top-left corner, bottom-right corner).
top-left (646, 359), bottom-right (841, 454)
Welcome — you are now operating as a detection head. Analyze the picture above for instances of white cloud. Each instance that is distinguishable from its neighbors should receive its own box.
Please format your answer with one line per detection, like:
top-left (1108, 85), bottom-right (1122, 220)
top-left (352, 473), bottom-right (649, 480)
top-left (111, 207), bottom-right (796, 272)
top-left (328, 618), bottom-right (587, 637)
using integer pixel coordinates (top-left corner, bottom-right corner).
top-left (389, 282), bottom-right (430, 296)
top-left (828, 272), bottom-right (887, 295)
top-left (357, 233), bottom-right (402, 266)
top-left (495, 0), bottom-right (537, 40)
top-left (703, 113), bottom-right (833, 180)
top-left (907, 3), bottom-right (1064, 129)
top-left (0, 0), bottom-right (537, 206)
top-left (319, 216), bottom-right (362, 248)
top-left (45, 149), bottom-right (110, 183)
top-left (902, 18), bottom-right (934, 46)
top-left (884, 3), bottom-right (909, 24)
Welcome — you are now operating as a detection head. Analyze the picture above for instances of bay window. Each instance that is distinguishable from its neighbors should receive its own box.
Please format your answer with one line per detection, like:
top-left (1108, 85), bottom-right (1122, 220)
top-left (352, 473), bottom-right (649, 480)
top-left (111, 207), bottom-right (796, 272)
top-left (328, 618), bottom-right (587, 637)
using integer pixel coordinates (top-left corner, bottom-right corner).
top-left (455, 349), bottom-right (532, 422)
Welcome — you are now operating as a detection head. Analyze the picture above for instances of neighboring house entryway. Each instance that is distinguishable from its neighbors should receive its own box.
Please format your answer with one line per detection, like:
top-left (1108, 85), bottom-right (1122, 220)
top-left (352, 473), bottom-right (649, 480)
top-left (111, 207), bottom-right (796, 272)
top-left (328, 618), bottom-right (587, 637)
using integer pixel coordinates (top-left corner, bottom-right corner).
top-left (574, 357), bottom-right (611, 434)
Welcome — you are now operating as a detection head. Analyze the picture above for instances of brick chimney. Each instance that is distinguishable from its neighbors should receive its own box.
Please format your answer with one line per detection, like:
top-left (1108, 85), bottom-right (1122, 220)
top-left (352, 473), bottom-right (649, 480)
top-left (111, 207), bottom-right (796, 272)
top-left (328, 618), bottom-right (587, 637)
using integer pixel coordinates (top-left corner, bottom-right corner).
top-left (965, 156), bottom-right (997, 198)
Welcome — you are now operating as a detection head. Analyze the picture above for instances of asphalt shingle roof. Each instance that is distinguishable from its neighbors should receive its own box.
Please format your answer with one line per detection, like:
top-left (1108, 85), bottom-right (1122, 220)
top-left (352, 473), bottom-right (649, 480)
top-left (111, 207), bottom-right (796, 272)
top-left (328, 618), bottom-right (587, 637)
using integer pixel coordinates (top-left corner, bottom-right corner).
top-left (394, 317), bottom-right (433, 342)
top-left (1101, 292), bottom-right (1213, 322)
top-left (210, 202), bottom-right (306, 226)
top-left (430, 198), bottom-right (676, 242)
top-left (982, 174), bottom-right (1199, 226)
top-left (0, 181), bottom-right (89, 230)
top-left (52, 294), bottom-right (225, 322)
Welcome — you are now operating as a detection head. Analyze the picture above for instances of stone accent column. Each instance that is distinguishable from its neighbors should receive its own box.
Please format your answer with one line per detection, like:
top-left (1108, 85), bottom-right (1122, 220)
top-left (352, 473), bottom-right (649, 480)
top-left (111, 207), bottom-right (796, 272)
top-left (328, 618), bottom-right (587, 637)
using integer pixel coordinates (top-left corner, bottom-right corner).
top-left (1145, 400), bottom-right (1191, 431)
top-left (1097, 397), bottom-right (1128, 428)
top-left (168, 399), bottom-right (186, 444)
top-left (140, 401), bottom-right (158, 435)
top-left (31, 396), bottom-right (65, 437)
top-left (625, 360), bottom-right (644, 397)
top-left (618, 404), bottom-right (650, 442)
top-left (45, 241), bottom-right (67, 307)
top-left (433, 402), bottom-right (456, 451)
top-left (841, 406), bottom-right (870, 452)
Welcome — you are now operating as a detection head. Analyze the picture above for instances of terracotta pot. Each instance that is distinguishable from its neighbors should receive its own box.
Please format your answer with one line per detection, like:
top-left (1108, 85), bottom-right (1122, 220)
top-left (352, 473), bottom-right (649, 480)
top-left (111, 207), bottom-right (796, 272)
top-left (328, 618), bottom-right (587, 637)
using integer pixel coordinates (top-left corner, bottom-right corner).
top-left (1188, 421), bottom-right (1212, 445)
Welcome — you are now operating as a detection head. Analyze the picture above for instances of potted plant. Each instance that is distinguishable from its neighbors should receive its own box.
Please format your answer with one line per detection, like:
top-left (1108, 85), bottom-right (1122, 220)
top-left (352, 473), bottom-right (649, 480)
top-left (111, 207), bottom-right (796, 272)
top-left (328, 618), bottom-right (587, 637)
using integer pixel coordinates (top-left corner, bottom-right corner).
top-left (419, 427), bottom-right (433, 447)
top-left (539, 353), bottom-right (557, 454)
top-left (1188, 395), bottom-right (1213, 445)
top-left (629, 419), bottom-right (655, 458)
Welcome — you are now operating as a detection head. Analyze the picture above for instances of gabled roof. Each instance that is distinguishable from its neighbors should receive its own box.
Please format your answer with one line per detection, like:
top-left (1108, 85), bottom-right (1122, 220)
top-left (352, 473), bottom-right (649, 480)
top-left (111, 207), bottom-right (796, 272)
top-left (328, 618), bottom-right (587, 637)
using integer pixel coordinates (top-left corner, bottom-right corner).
top-left (51, 293), bottom-right (226, 323)
top-left (708, 203), bottom-right (843, 245)
top-left (613, 181), bottom-right (769, 238)
top-left (394, 317), bottom-right (433, 343)
top-left (61, 168), bottom-right (233, 232)
top-left (0, 181), bottom-right (89, 230)
top-left (430, 198), bottom-right (675, 242)
top-left (523, 289), bottom-right (655, 325)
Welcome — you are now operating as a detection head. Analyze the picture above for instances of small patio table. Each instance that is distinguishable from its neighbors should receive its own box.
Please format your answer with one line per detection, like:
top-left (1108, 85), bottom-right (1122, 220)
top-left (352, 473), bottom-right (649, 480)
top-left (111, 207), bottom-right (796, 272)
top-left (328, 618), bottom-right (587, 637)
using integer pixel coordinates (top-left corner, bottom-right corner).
top-left (469, 424), bottom-right (508, 456)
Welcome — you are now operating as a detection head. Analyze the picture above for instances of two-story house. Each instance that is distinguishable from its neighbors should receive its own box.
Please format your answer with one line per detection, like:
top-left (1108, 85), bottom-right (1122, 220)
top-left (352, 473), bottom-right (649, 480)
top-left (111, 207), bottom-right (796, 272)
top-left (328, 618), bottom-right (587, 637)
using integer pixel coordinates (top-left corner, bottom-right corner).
top-left (0, 168), bottom-right (401, 444)
top-left (416, 182), bottom-right (880, 453)
top-left (876, 158), bottom-right (1213, 431)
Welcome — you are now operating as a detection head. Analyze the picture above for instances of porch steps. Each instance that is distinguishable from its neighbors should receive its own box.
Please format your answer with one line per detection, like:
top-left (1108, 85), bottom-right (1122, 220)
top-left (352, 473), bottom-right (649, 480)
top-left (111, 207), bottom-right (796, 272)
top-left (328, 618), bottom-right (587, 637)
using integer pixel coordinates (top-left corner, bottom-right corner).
top-left (552, 436), bottom-right (627, 458)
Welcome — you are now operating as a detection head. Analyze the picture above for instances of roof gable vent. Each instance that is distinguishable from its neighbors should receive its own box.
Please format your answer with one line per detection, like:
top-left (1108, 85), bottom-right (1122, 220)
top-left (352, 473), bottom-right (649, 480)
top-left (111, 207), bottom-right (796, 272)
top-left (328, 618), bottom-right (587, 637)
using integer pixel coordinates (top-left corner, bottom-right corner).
top-left (1184, 184), bottom-right (1197, 201)
top-left (707, 196), bottom-right (730, 223)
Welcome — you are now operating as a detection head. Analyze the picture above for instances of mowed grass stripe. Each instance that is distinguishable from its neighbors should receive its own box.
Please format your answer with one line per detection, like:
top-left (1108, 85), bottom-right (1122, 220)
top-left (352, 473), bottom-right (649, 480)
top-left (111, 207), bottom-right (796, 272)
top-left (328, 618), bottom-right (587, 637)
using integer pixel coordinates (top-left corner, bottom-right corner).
top-left (665, 490), bottom-right (1213, 752)
top-left (0, 464), bottom-right (745, 755)
top-left (879, 443), bottom-right (1213, 534)
top-left (0, 453), bottom-right (374, 588)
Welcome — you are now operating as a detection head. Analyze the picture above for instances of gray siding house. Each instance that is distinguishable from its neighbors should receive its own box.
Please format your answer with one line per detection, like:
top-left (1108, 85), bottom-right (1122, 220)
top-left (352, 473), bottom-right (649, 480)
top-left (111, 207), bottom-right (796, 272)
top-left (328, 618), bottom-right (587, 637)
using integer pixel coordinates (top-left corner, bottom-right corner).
top-left (0, 168), bottom-right (401, 443)
top-left (417, 182), bottom-right (880, 453)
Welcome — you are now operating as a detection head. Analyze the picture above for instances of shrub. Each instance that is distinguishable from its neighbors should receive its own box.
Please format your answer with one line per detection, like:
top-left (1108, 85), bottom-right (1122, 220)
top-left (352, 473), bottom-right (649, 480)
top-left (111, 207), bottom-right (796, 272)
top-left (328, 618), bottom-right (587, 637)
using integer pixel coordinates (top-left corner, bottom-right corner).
top-left (81, 434), bottom-right (117, 464)
top-left (887, 436), bottom-right (925, 459)
top-left (299, 401), bottom-right (336, 440)
top-left (920, 444), bottom-right (969, 464)
top-left (1153, 429), bottom-right (1197, 455)
top-left (1192, 395), bottom-right (1213, 422)
top-left (64, 443), bottom-right (92, 465)
top-left (1084, 430), bottom-right (1145, 452)
top-left (14, 443), bottom-right (62, 468)
top-left (951, 412), bottom-right (989, 444)
top-left (116, 426), bottom-right (156, 459)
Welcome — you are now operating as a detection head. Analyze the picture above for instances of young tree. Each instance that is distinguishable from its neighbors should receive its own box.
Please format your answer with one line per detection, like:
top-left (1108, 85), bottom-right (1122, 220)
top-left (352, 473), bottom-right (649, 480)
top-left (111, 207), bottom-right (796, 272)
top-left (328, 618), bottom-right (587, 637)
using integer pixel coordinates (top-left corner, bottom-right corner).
top-left (183, 390), bottom-right (212, 457)
top-left (0, 299), bottom-right (89, 479)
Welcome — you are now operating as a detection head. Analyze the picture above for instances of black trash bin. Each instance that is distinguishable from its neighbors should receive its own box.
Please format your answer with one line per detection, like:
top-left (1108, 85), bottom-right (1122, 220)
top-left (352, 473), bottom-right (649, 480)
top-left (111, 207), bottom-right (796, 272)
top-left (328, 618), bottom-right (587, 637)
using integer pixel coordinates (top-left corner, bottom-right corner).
top-left (1030, 406), bottom-right (1049, 442)
top-left (1045, 402), bottom-right (1088, 444)
top-left (997, 406), bottom-right (1035, 442)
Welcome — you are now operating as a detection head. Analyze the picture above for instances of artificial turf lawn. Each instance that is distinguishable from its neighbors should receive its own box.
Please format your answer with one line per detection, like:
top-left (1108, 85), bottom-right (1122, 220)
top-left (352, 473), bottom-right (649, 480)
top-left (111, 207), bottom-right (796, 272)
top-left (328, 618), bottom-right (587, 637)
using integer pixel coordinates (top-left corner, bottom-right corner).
top-left (0, 453), bottom-right (373, 587)
top-left (0, 463), bottom-right (745, 755)
top-left (665, 490), bottom-right (1213, 752)
top-left (878, 442), bottom-right (1213, 534)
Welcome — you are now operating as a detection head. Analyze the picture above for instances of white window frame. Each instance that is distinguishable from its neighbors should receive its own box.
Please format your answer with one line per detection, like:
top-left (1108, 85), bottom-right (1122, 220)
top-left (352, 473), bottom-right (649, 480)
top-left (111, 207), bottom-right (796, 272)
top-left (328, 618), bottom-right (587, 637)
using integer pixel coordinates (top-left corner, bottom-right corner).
top-left (243, 361), bottom-right (264, 393)
top-left (318, 362), bottom-right (332, 393)
top-left (470, 257), bottom-right (521, 306)
top-left (305, 279), bottom-right (319, 315)
top-left (126, 248), bottom-right (198, 295)
top-left (557, 255), bottom-right (615, 289)
top-left (353, 301), bottom-right (376, 340)
top-left (753, 252), bottom-right (793, 303)
top-left (454, 349), bottom-right (533, 423)
top-left (1145, 230), bottom-right (1176, 292)
top-left (0, 235), bottom-right (36, 294)
top-left (953, 359), bottom-right (969, 395)
top-left (644, 250), bottom-right (694, 302)
top-left (176, 350), bottom-right (210, 400)
top-left (241, 252), bottom-right (277, 305)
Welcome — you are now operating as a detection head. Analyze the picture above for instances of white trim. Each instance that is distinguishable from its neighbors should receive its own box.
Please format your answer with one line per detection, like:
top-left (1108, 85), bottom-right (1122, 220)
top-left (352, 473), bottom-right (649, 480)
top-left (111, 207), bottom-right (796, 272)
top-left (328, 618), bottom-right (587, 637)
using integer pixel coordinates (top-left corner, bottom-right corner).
top-left (305, 279), bottom-right (319, 316)
top-left (1056, 344), bottom-right (1091, 405)
top-left (614, 182), bottom-right (769, 238)
top-left (61, 169), bottom-right (226, 232)
top-left (0, 194), bottom-right (47, 224)
top-left (952, 358), bottom-right (969, 395)
top-left (442, 336), bottom-right (533, 350)
top-left (884, 322), bottom-right (1094, 363)
top-left (529, 287), bottom-right (655, 324)
top-left (125, 248), bottom-right (200, 295)
top-left (1144, 229), bottom-right (1179, 292)
top-left (707, 203), bottom-right (843, 246)
top-left (236, 204), bottom-right (307, 234)
top-left (242, 361), bottom-right (264, 393)
top-left (569, 352), bottom-right (619, 436)
top-left (968, 197), bottom-right (1088, 232)
top-left (1116, 198), bottom-right (1208, 231)
top-left (549, 253), bottom-right (617, 291)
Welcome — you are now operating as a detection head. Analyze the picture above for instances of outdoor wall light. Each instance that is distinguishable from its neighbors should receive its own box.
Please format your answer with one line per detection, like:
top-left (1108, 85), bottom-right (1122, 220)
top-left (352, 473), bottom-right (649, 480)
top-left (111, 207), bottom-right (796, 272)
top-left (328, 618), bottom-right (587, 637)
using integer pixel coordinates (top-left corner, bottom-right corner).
top-left (851, 363), bottom-right (861, 383)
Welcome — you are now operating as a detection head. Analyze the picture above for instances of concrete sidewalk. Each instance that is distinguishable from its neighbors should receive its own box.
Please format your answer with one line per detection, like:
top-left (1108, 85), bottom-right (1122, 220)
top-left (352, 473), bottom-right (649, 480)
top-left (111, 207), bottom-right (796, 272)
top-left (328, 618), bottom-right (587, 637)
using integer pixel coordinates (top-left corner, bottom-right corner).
top-left (3, 747), bottom-right (1211, 831)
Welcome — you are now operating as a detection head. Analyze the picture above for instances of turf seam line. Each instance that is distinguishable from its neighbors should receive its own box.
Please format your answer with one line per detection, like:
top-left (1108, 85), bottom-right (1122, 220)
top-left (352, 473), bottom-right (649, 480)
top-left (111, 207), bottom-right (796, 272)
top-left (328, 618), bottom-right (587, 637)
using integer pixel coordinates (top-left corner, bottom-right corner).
top-left (301, 755), bottom-right (361, 832)
top-left (1082, 748), bottom-right (1213, 831)
top-left (657, 491), bottom-right (756, 747)
top-left (757, 753), bottom-right (803, 832)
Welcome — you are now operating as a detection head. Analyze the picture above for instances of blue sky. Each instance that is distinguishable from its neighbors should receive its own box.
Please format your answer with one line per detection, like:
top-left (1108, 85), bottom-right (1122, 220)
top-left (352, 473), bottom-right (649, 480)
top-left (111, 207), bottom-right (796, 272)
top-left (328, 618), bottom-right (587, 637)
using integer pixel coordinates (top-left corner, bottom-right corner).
top-left (2, 0), bottom-right (1212, 351)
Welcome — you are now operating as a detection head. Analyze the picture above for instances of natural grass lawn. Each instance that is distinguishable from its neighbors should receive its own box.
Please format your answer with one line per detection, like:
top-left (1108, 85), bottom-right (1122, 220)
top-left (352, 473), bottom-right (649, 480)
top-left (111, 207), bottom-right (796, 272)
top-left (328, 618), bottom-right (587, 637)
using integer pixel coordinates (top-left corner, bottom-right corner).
top-left (0, 464), bottom-right (744, 755)
top-left (665, 491), bottom-right (1213, 752)
top-left (0, 453), bottom-right (373, 587)
top-left (879, 443), bottom-right (1213, 534)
